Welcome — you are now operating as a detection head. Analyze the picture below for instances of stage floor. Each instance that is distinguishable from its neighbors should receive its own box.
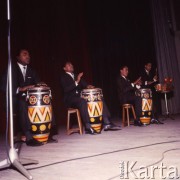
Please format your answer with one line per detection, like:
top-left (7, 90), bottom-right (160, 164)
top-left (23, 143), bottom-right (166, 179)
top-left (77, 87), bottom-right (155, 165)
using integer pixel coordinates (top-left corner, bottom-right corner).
top-left (0, 115), bottom-right (180, 180)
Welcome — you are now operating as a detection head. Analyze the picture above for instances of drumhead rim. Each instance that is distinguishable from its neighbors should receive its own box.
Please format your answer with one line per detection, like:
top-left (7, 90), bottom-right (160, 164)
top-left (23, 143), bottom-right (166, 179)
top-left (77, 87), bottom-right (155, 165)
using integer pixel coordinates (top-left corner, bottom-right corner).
top-left (81, 88), bottom-right (102, 92)
top-left (27, 86), bottom-right (50, 91)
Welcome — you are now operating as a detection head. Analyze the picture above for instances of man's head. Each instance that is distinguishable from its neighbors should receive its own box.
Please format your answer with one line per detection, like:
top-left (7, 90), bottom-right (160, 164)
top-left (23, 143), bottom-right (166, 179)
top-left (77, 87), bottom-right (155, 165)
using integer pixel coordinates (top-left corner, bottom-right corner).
top-left (16, 49), bottom-right (30, 65)
top-left (144, 62), bottom-right (152, 72)
top-left (120, 65), bottom-right (129, 77)
top-left (63, 62), bottom-right (74, 73)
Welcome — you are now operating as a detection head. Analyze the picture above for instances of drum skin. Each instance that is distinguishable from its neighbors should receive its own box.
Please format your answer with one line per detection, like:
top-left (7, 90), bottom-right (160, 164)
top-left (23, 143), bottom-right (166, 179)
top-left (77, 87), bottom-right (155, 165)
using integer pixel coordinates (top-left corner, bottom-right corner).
top-left (135, 88), bottom-right (153, 125)
top-left (81, 88), bottom-right (103, 132)
top-left (27, 86), bottom-right (52, 143)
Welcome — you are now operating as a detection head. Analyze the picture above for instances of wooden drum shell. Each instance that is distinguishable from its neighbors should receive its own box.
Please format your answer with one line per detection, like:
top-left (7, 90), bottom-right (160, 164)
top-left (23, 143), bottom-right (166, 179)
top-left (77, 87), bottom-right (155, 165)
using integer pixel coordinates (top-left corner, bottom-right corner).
top-left (26, 86), bottom-right (52, 143)
top-left (81, 88), bottom-right (103, 132)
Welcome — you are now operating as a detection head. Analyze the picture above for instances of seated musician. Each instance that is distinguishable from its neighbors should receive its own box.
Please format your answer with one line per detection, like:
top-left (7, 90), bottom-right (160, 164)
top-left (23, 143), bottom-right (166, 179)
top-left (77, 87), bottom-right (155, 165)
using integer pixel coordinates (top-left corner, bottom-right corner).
top-left (60, 61), bottom-right (120, 135)
top-left (139, 62), bottom-right (163, 124)
top-left (1, 49), bottom-right (57, 146)
top-left (117, 65), bottom-right (142, 126)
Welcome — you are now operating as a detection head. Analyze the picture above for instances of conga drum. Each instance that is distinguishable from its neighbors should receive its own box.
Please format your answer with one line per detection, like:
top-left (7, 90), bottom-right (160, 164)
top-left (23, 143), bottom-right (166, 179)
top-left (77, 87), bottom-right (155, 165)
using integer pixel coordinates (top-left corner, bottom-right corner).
top-left (135, 88), bottom-right (153, 125)
top-left (26, 86), bottom-right (52, 144)
top-left (81, 88), bottom-right (103, 133)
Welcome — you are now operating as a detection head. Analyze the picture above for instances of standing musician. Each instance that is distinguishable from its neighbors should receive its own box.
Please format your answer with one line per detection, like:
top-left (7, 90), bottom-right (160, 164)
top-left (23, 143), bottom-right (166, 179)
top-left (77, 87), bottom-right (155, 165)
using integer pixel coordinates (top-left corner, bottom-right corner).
top-left (117, 65), bottom-right (142, 126)
top-left (139, 62), bottom-right (163, 124)
top-left (60, 61), bottom-right (121, 135)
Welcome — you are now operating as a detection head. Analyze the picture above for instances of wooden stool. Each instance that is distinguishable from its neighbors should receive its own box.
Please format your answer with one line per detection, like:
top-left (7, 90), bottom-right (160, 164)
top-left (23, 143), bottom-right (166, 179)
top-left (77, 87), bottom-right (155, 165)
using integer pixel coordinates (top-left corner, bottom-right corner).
top-left (122, 104), bottom-right (136, 127)
top-left (67, 108), bottom-right (83, 135)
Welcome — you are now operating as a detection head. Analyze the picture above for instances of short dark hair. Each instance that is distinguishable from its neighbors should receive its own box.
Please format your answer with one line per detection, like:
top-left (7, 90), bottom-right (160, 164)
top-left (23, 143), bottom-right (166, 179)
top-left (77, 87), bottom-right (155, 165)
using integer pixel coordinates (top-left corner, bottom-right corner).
top-left (144, 62), bottom-right (152, 66)
top-left (63, 61), bottom-right (72, 67)
top-left (119, 65), bottom-right (128, 70)
top-left (16, 48), bottom-right (29, 57)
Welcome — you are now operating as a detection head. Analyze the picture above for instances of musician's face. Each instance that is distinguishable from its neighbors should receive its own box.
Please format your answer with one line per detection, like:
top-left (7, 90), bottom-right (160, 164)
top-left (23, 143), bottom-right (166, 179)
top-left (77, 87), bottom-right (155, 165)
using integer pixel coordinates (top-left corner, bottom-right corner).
top-left (17, 50), bottom-right (30, 65)
top-left (145, 63), bottom-right (152, 72)
top-left (64, 63), bottom-right (74, 73)
top-left (120, 67), bottom-right (128, 77)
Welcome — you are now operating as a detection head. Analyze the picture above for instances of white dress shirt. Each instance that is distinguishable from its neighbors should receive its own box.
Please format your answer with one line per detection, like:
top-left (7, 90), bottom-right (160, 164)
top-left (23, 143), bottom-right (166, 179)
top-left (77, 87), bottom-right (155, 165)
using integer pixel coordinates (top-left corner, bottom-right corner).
top-left (16, 62), bottom-right (27, 94)
top-left (66, 72), bottom-right (78, 86)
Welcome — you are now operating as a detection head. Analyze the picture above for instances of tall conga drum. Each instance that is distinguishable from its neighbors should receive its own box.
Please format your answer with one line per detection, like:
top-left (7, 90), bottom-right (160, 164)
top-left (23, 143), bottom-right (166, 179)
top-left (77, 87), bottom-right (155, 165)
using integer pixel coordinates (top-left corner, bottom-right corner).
top-left (81, 88), bottom-right (103, 133)
top-left (26, 86), bottom-right (52, 144)
top-left (135, 88), bottom-right (153, 125)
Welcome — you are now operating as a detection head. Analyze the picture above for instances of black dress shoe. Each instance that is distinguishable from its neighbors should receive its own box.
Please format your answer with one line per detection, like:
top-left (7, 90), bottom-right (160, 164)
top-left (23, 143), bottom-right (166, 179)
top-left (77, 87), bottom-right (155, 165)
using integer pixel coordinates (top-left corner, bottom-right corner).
top-left (104, 123), bottom-right (121, 131)
top-left (47, 137), bottom-right (58, 143)
top-left (158, 120), bottom-right (164, 124)
top-left (151, 119), bottom-right (164, 124)
top-left (134, 120), bottom-right (142, 126)
top-left (85, 127), bottom-right (97, 135)
top-left (26, 138), bottom-right (43, 146)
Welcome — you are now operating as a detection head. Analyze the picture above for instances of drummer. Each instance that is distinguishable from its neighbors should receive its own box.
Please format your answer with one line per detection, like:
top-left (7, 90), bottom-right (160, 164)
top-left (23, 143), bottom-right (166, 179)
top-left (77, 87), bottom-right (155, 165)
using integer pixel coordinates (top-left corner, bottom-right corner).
top-left (60, 61), bottom-right (120, 135)
top-left (117, 65), bottom-right (142, 126)
top-left (139, 62), bottom-right (163, 124)
top-left (1, 49), bottom-right (57, 146)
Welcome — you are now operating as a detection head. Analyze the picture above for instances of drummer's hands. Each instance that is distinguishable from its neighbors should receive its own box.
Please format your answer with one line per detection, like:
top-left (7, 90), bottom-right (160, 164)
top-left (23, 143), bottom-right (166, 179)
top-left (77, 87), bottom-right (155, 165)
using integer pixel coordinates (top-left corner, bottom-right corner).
top-left (19, 85), bottom-right (35, 92)
top-left (153, 75), bottom-right (158, 82)
top-left (147, 81), bottom-right (154, 85)
top-left (87, 85), bottom-right (95, 89)
top-left (133, 77), bottom-right (142, 85)
top-left (36, 82), bottom-right (47, 87)
top-left (76, 72), bottom-right (83, 83)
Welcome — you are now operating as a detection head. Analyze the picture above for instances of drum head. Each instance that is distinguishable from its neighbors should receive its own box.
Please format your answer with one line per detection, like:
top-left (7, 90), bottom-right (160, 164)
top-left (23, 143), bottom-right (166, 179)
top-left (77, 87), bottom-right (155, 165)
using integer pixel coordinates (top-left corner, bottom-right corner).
top-left (81, 88), bottom-right (102, 93)
top-left (28, 86), bottom-right (50, 92)
top-left (138, 88), bottom-right (151, 93)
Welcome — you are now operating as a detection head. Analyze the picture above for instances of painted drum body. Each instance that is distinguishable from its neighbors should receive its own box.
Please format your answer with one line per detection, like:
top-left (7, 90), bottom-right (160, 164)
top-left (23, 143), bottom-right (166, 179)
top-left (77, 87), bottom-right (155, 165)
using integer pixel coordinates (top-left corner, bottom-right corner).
top-left (26, 86), bottom-right (52, 143)
top-left (135, 88), bottom-right (153, 125)
top-left (81, 88), bottom-right (103, 133)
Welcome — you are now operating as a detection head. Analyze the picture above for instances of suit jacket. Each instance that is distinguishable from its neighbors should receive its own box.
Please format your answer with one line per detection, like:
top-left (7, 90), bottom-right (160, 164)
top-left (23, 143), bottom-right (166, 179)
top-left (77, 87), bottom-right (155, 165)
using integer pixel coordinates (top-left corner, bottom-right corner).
top-left (140, 69), bottom-right (157, 90)
top-left (60, 72), bottom-right (88, 106)
top-left (12, 63), bottom-right (40, 96)
top-left (1, 63), bottom-right (40, 108)
top-left (117, 75), bottom-right (136, 104)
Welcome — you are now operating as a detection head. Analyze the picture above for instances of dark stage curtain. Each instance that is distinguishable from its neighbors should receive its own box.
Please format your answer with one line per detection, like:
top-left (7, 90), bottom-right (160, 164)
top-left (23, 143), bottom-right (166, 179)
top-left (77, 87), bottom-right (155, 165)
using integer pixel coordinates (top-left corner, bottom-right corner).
top-left (0, 0), bottom-right (92, 130)
top-left (151, 0), bottom-right (180, 114)
top-left (85, 0), bottom-right (156, 116)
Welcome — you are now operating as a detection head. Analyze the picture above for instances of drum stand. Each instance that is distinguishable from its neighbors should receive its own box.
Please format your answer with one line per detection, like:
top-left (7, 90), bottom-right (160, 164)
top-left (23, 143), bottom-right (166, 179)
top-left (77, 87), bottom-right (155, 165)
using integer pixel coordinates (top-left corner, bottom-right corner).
top-left (162, 91), bottom-right (174, 120)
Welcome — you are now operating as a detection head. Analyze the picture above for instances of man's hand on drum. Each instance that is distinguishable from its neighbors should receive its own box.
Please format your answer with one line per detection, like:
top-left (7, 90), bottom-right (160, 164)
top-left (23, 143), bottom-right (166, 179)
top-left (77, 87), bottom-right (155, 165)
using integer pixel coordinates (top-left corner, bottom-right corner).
top-left (147, 81), bottom-right (154, 85)
top-left (76, 72), bottom-right (83, 83)
top-left (19, 85), bottom-right (35, 92)
top-left (87, 85), bottom-right (95, 89)
top-left (36, 82), bottom-right (47, 87)
top-left (133, 77), bottom-right (142, 86)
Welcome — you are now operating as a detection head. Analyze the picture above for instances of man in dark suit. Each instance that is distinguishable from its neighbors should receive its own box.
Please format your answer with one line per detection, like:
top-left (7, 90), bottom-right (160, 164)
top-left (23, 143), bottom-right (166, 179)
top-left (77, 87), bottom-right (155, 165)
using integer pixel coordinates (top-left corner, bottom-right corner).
top-left (117, 65), bottom-right (142, 126)
top-left (1, 49), bottom-right (57, 146)
top-left (140, 62), bottom-right (163, 124)
top-left (60, 62), bottom-right (120, 135)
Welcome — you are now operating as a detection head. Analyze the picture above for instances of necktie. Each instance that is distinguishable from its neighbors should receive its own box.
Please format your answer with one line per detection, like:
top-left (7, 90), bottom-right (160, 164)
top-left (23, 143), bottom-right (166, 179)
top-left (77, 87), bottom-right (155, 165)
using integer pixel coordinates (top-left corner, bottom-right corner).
top-left (22, 66), bottom-right (26, 81)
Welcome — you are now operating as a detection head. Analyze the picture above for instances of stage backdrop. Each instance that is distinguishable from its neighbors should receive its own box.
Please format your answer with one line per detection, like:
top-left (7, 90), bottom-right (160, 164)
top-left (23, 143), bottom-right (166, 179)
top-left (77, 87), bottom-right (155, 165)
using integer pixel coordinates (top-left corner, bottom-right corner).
top-left (0, 0), bottom-right (157, 133)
